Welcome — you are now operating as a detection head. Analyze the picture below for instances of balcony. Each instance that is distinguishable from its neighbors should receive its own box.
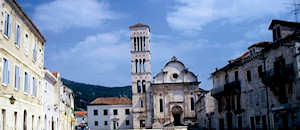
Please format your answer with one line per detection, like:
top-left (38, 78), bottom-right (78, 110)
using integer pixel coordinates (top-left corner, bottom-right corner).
top-left (262, 64), bottom-right (295, 103)
top-left (262, 64), bottom-right (295, 87)
top-left (211, 80), bottom-right (241, 98)
top-left (224, 80), bottom-right (241, 94)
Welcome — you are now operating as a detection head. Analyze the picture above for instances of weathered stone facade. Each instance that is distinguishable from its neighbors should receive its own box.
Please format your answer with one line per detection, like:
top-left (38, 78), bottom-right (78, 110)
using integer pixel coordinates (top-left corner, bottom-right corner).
top-left (129, 24), bottom-right (202, 129)
top-left (202, 20), bottom-right (300, 129)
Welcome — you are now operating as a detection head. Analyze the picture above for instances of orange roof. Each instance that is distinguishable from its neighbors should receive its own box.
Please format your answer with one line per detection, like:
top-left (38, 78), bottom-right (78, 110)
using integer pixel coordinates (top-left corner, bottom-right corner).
top-left (90, 97), bottom-right (132, 105)
top-left (230, 52), bottom-right (250, 63)
top-left (248, 41), bottom-right (272, 49)
top-left (74, 111), bottom-right (87, 117)
top-left (52, 72), bottom-right (58, 78)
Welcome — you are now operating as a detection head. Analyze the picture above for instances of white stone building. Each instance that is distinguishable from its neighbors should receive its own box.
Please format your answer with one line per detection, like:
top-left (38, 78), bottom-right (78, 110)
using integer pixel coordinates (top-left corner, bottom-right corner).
top-left (58, 79), bottom-right (75, 130)
top-left (0, 0), bottom-right (46, 130)
top-left (87, 97), bottom-right (133, 130)
top-left (129, 24), bottom-right (203, 129)
top-left (43, 69), bottom-right (60, 130)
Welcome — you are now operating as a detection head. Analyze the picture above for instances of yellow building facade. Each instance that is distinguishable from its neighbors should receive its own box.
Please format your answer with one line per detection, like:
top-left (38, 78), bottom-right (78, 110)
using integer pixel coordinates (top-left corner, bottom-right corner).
top-left (0, 0), bottom-right (46, 130)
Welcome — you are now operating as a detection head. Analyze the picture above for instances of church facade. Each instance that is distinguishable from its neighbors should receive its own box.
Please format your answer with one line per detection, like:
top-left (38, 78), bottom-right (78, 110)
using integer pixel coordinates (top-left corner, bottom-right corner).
top-left (129, 23), bottom-right (201, 129)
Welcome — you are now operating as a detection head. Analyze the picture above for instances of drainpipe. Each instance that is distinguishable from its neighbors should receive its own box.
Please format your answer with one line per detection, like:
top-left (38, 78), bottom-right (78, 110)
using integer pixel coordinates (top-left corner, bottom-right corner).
top-left (263, 52), bottom-right (271, 130)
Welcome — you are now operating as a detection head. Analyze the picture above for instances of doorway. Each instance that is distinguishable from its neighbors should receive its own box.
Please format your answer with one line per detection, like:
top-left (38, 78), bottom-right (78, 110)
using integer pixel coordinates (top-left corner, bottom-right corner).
top-left (172, 106), bottom-right (183, 126)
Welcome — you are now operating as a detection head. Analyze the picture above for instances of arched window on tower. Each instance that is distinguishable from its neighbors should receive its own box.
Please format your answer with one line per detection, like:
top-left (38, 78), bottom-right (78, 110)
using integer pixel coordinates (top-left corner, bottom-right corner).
top-left (140, 37), bottom-right (142, 51)
top-left (137, 80), bottom-right (141, 93)
top-left (134, 37), bottom-right (137, 51)
top-left (142, 80), bottom-right (146, 93)
top-left (139, 59), bottom-right (142, 73)
top-left (143, 59), bottom-right (146, 72)
top-left (137, 37), bottom-right (140, 51)
top-left (143, 36), bottom-right (146, 51)
top-left (135, 59), bottom-right (138, 73)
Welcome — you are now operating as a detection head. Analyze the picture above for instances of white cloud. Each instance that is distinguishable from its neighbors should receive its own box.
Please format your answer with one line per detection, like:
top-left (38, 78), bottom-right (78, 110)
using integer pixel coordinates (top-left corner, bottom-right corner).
top-left (33, 0), bottom-right (119, 32)
top-left (51, 30), bottom-right (131, 86)
top-left (167, 0), bottom-right (286, 32)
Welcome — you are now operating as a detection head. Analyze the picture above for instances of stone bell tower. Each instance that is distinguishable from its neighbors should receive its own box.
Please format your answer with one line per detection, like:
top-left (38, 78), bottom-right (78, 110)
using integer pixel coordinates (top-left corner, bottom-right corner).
top-left (129, 23), bottom-right (152, 129)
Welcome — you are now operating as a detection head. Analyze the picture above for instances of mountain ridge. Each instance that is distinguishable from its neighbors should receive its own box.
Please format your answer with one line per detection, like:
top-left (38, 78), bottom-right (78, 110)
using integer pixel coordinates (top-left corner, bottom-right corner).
top-left (61, 78), bottom-right (132, 111)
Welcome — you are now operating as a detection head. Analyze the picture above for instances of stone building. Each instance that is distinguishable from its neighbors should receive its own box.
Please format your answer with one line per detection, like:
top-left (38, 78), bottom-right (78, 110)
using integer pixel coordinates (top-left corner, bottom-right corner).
top-left (209, 20), bottom-right (300, 129)
top-left (129, 24), bottom-right (202, 129)
top-left (195, 91), bottom-right (216, 129)
top-left (43, 69), bottom-right (60, 130)
top-left (87, 97), bottom-right (133, 130)
top-left (0, 0), bottom-right (46, 129)
top-left (151, 56), bottom-right (200, 128)
top-left (74, 111), bottom-right (88, 129)
top-left (57, 76), bottom-right (75, 130)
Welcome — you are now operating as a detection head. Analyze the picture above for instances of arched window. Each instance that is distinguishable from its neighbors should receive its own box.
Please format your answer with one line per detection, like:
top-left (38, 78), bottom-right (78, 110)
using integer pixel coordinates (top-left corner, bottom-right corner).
top-left (142, 80), bottom-right (146, 93)
top-left (137, 37), bottom-right (140, 51)
top-left (143, 59), bottom-right (145, 72)
top-left (190, 97), bottom-right (194, 111)
top-left (44, 115), bottom-right (47, 130)
top-left (159, 98), bottom-right (163, 112)
top-left (141, 100), bottom-right (144, 108)
top-left (134, 37), bottom-right (136, 51)
top-left (135, 59), bottom-right (138, 73)
top-left (139, 59), bottom-right (142, 73)
top-left (137, 80), bottom-right (141, 93)
top-left (32, 115), bottom-right (34, 130)
top-left (24, 110), bottom-right (27, 130)
top-left (143, 37), bottom-right (146, 51)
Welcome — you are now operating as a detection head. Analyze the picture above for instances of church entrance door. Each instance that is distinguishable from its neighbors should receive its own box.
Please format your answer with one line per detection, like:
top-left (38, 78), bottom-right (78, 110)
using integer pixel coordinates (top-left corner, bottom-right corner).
top-left (173, 113), bottom-right (181, 126)
top-left (172, 105), bottom-right (183, 126)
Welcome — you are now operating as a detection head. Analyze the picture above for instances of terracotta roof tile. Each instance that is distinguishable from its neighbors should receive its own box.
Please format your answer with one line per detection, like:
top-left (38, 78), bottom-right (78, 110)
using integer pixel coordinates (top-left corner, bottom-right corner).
top-left (248, 41), bottom-right (272, 49)
top-left (74, 111), bottom-right (87, 117)
top-left (52, 72), bottom-right (58, 78)
top-left (90, 97), bottom-right (132, 105)
top-left (230, 52), bottom-right (250, 63)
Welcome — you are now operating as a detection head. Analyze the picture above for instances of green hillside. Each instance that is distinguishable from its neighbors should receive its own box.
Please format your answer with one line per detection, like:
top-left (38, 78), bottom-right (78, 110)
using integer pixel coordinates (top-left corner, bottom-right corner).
top-left (61, 78), bottom-right (132, 111)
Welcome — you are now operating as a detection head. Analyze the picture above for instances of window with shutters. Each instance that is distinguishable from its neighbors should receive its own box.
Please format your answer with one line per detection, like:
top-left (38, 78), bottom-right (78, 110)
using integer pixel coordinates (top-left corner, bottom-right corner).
top-left (113, 109), bottom-right (118, 115)
top-left (93, 110), bottom-right (98, 116)
top-left (33, 42), bottom-right (37, 61)
top-left (14, 65), bottom-right (20, 90)
top-left (15, 23), bottom-right (21, 47)
top-left (103, 109), bottom-right (108, 115)
top-left (24, 72), bottom-right (30, 93)
top-left (2, 58), bottom-right (10, 85)
top-left (3, 11), bottom-right (11, 38)
top-left (32, 77), bottom-right (37, 97)
top-left (125, 109), bottom-right (130, 115)
top-left (24, 34), bottom-right (29, 53)
top-left (258, 65), bottom-right (263, 78)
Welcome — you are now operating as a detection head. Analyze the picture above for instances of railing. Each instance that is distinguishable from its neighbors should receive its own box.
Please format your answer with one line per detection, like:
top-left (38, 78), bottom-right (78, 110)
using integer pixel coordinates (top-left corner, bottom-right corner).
top-left (262, 64), bottom-right (295, 86)
top-left (211, 80), bottom-right (241, 97)
top-left (224, 80), bottom-right (241, 94)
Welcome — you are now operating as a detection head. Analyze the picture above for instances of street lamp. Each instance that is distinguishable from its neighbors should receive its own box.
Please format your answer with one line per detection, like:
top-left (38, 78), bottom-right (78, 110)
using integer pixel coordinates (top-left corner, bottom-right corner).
top-left (9, 96), bottom-right (16, 104)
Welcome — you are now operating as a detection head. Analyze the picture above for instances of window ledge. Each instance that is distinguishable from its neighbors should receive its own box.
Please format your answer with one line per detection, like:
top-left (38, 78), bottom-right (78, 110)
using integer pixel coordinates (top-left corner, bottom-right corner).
top-left (3, 34), bottom-right (9, 40)
top-left (1, 82), bottom-right (8, 87)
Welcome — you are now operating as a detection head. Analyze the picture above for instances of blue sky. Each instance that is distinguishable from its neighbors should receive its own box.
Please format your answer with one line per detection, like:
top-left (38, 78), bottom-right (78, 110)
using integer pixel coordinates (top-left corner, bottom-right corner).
top-left (18, 0), bottom-right (293, 90)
